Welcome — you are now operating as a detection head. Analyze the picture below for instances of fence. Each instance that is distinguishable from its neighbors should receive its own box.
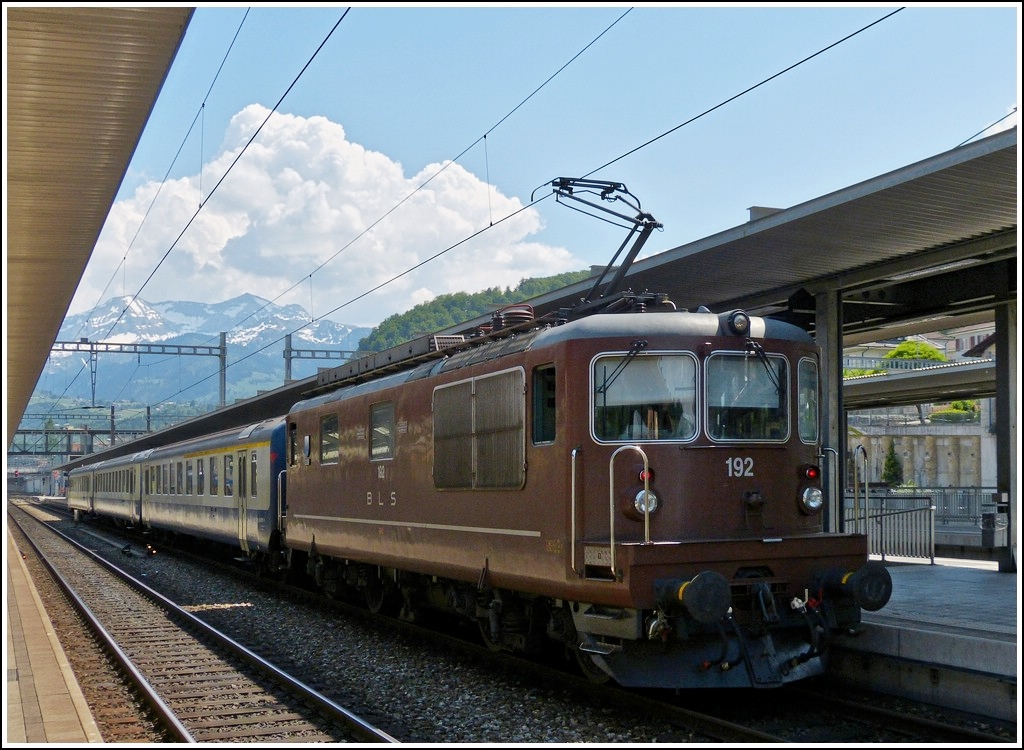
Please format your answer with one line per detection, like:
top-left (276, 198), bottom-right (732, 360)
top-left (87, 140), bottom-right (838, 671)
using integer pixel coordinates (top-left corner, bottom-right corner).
top-left (843, 486), bottom-right (1004, 563)
top-left (845, 494), bottom-right (936, 563)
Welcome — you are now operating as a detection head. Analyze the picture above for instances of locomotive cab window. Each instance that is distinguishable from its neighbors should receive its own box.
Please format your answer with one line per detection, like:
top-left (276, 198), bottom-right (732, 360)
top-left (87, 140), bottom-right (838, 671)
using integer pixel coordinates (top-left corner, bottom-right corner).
top-left (706, 352), bottom-right (789, 441)
top-left (797, 358), bottom-right (819, 444)
top-left (592, 353), bottom-right (697, 441)
top-left (370, 402), bottom-right (395, 460)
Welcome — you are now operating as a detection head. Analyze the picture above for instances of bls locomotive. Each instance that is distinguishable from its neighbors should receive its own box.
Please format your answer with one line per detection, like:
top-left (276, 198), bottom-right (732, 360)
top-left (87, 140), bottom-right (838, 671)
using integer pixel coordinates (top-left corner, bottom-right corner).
top-left (67, 179), bottom-right (891, 689)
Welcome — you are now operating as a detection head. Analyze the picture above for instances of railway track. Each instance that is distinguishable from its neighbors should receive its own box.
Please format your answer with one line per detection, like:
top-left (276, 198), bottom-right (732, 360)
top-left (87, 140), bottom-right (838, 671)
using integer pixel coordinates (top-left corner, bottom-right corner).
top-left (654, 681), bottom-right (1016, 743)
top-left (8, 501), bottom-right (396, 743)
top-left (12, 495), bottom-right (1016, 744)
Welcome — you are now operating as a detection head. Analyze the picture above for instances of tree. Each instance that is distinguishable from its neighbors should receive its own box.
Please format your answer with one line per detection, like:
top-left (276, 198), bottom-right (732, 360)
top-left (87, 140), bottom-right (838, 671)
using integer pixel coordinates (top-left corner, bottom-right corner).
top-left (357, 270), bottom-right (594, 351)
top-left (885, 340), bottom-right (946, 422)
top-left (882, 439), bottom-right (903, 486)
top-left (884, 340), bottom-right (946, 363)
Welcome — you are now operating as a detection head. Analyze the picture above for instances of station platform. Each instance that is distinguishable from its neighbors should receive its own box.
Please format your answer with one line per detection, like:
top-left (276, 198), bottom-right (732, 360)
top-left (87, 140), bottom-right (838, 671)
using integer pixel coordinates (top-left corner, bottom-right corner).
top-left (831, 554), bottom-right (1019, 724)
top-left (5, 526), bottom-right (102, 745)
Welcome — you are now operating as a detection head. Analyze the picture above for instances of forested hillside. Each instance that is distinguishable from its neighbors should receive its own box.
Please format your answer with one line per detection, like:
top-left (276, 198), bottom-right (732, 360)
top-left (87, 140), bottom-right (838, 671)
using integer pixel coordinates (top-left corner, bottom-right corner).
top-left (358, 270), bottom-right (594, 351)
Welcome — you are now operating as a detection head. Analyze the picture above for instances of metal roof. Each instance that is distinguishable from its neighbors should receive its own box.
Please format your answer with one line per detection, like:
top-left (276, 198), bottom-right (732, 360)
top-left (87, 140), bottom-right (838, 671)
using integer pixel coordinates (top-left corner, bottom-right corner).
top-left (4, 7), bottom-right (1017, 455)
top-left (459, 129), bottom-right (1017, 346)
top-left (5, 7), bottom-right (194, 440)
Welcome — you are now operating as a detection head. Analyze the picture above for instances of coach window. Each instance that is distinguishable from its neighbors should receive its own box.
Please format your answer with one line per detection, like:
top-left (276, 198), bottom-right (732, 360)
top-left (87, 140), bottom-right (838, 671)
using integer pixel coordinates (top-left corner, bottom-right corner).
top-left (186, 461), bottom-right (194, 494)
top-left (250, 451), bottom-right (258, 498)
top-left (210, 457), bottom-right (219, 495)
top-left (320, 414), bottom-right (340, 464)
top-left (197, 460), bottom-right (205, 495)
top-left (370, 402), bottom-right (395, 460)
top-left (224, 454), bottom-right (234, 496)
top-left (532, 365), bottom-right (557, 444)
top-left (289, 422), bottom-right (298, 466)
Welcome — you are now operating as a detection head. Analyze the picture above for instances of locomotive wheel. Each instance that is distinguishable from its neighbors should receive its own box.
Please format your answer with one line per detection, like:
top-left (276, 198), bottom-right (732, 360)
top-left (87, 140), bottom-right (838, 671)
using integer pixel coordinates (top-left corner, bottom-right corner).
top-left (478, 619), bottom-right (503, 653)
top-left (574, 645), bottom-right (612, 685)
top-left (364, 579), bottom-right (398, 615)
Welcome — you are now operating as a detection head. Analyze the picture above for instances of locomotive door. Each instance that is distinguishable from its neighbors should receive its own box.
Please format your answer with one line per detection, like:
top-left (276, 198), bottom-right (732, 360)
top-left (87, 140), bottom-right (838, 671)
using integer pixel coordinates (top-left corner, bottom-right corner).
top-left (236, 449), bottom-right (250, 554)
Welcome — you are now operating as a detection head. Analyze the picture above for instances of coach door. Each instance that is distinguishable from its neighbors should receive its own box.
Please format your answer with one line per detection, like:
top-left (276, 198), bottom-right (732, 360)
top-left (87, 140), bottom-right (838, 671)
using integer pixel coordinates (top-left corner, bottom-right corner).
top-left (236, 449), bottom-right (250, 554)
top-left (135, 465), bottom-right (143, 527)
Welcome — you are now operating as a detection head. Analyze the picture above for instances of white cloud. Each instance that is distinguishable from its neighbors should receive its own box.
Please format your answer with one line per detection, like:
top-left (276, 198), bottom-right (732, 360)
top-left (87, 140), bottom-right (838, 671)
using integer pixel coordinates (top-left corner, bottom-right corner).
top-left (72, 104), bottom-right (583, 328)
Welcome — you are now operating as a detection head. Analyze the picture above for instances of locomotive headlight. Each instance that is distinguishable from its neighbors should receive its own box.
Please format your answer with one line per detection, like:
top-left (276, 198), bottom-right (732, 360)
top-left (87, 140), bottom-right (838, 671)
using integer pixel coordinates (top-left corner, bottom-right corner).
top-left (634, 489), bottom-right (660, 515)
top-left (799, 486), bottom-right (824, 515)
top-left (728, 310), bottom-right (750, 335)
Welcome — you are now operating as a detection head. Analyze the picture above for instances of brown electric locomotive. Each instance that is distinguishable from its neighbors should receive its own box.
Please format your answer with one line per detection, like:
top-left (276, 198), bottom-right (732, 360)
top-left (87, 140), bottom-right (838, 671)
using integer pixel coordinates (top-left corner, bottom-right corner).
top-left (280, 179), bottom-right (892, 688)
top-left (69, 179), bottom-right (892, 689)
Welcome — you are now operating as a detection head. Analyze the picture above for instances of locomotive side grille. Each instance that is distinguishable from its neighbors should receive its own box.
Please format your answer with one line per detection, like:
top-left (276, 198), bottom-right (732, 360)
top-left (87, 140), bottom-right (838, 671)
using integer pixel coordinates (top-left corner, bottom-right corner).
top-left (433, 369), bottom-right (526, 489)
top-left (434, 381), bottom-right (474, 487)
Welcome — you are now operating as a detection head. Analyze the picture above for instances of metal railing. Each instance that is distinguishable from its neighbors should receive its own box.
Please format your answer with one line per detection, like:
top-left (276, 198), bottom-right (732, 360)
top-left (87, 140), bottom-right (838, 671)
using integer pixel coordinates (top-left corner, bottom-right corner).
top-left (915, 486), bottom-right (1001, 525)
top-left (845, 497), bottom-right (935, 563)
top-left (842, 487), bottom-right (1003, 563)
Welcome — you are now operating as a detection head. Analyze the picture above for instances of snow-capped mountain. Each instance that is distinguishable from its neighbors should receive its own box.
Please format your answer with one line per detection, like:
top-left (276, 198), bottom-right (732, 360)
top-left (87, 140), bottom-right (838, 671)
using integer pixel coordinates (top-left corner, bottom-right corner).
top-left (36, 294), bottom-right (372, 406)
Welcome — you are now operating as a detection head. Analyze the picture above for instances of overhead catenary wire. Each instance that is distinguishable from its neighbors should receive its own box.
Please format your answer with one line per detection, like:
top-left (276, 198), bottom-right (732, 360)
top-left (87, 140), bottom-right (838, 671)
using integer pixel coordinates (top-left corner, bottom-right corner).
top-left (54, 7), bottom-right (631, 410)
top-left (48, 6), bottom-right (966, 420)
top-left (49, 9), bottom-right (256, 408)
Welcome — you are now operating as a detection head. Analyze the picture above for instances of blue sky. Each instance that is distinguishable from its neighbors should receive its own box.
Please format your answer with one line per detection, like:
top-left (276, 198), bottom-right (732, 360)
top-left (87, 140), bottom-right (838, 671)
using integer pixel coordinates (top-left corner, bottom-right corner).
top-left (71, 3), bottom-right (1019, 329)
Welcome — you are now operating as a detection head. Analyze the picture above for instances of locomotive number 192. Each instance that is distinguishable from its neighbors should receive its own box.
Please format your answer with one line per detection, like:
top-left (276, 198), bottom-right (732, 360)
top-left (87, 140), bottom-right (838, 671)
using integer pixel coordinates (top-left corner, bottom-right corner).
top-left (726, 456), bottom-right (754, 477)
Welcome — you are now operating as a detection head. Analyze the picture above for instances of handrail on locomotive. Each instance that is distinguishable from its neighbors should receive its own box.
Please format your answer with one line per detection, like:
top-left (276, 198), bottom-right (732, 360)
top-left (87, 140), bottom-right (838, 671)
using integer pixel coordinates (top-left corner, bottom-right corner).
top-left (608, 444), bottom-right (653, 579)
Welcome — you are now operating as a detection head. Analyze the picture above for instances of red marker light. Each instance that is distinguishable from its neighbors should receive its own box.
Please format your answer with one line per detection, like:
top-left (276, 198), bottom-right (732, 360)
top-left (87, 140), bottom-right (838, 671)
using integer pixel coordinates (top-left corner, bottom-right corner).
top-left (804, 466), bottom-right (820, 480)
top-left (638, 469), bottom-right (655, 483)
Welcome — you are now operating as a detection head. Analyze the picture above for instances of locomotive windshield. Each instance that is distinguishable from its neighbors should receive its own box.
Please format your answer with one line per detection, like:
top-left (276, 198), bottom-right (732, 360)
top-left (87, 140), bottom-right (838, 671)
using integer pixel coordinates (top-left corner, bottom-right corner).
top-left (593, 353), bottom-right (698, 441)
top-left (706, 352), bottom-right (788, 441)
